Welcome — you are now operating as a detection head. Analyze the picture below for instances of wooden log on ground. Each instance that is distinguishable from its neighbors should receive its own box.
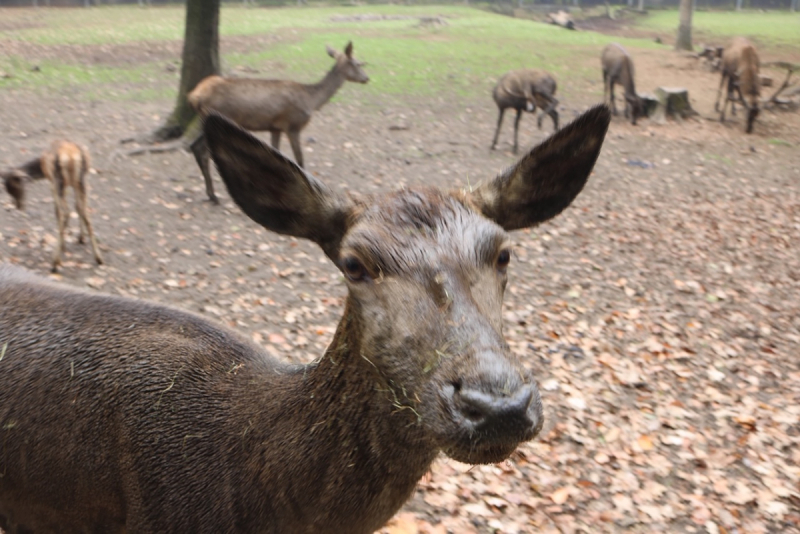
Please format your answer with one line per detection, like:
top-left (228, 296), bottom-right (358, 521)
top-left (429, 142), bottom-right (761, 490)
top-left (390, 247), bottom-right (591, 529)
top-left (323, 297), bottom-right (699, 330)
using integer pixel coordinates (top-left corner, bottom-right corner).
top-left (547, 10), bottom-right (575, 30)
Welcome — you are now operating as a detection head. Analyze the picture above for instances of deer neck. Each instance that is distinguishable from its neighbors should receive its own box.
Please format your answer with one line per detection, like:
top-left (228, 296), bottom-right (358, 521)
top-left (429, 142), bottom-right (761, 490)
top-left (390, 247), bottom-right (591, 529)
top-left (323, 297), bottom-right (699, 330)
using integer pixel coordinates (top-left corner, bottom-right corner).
top-left (246, 299), bottom-right (436, 532)
top-left (305, 64), bottom-right (348, 111)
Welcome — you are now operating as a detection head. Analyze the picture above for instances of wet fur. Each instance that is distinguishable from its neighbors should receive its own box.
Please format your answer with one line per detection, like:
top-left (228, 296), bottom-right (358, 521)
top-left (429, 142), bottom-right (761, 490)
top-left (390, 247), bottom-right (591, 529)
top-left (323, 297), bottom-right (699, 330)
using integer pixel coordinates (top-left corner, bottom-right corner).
top-left (0, 106), bottom-right (611, 534)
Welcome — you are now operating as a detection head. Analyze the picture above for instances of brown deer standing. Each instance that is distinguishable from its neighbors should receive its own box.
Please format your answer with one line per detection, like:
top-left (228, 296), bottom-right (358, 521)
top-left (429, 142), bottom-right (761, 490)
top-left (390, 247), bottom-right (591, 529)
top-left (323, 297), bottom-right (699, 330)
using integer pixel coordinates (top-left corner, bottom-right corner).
top-left (601, 43), bottom-right (645, 125)
top-left (490, 69), bottom-right (560, 154)
top-left (187, 41), bottom-right (369, 204)
top-left (0, 106), bottom-right (611, 534)
top-left (1, 141), bottom-right (102, 272)
top-left (714, 37), bottom-right (761, 134)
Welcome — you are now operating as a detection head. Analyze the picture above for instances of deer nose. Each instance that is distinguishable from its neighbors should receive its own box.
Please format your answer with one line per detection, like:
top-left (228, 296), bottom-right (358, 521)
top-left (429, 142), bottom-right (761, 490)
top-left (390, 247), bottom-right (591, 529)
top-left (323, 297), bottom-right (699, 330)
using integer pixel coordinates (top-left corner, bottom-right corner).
top-left (452, 382), bottom-right (540, 438)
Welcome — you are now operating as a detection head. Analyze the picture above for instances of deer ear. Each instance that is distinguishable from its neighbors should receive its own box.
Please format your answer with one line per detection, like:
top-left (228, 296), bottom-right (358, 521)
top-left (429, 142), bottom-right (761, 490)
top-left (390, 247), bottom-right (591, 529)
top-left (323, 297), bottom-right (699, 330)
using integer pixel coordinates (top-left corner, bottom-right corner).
top-left (204, 113), bottom-right (355, 260)
top-left (344, 41), bottom-right (353, 59)
top-left (326, 45), bottom-right (338, 59)
top-left (468, 105), bottom-right (610, 231)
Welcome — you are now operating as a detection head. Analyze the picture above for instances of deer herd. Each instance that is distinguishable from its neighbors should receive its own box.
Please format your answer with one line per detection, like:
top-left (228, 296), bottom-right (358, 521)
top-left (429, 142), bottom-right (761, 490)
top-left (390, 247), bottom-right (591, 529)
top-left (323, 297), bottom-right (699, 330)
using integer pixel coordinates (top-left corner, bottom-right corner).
top-left (0, 30), bottom-right (766, 533)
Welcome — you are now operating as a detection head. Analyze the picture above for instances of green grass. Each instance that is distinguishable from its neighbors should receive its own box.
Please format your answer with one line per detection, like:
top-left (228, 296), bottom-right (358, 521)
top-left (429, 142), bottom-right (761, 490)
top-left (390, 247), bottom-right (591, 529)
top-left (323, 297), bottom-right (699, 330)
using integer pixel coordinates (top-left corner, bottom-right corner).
top-left (634, 10), bottom-right (800, 47)
top-left (1, 5), bottom-right (669, 101)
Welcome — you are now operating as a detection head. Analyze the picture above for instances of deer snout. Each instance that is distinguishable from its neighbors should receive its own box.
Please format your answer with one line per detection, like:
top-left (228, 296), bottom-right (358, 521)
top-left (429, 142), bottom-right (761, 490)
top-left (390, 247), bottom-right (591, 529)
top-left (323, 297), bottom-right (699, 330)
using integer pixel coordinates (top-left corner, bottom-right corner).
top-left (445, 362), bottom-right (543, 442)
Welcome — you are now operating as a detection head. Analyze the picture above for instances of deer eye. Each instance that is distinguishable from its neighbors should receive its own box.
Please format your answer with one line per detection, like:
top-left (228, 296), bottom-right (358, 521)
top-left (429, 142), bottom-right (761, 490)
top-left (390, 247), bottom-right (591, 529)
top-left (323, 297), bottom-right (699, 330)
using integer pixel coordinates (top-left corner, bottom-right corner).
top-left (496, 249), bottom-right (511, 271)
top-left (342, 256), bottom-right (368, 282)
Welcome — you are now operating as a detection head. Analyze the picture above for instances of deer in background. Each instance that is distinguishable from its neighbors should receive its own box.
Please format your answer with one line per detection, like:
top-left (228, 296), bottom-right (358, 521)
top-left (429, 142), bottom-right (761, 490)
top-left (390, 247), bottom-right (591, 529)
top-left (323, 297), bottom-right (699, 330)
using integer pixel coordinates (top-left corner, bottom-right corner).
top-left (601, 43), bottom-right (645, 125)
top-left (2, 141), bottom-right (102, 272)
top-left (187, 41), bottom-right (369, 203)
top-left (0, 106), bottom-right (611, 533)
top-left (490, 69), bottom-right (560, 154)
top-left (714, 37), bottom-right (761, 134)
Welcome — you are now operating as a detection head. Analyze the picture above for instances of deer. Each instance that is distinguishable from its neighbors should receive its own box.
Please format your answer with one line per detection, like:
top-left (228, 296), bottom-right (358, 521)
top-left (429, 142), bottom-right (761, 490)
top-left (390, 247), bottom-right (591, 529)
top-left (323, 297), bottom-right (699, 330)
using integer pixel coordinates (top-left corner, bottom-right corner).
top-left (713, 37), bottom-right (761, 134)
top-left (490, 69), bottom-right (560, 154)
top-left (0, 105), bottom-right (611, 534)
top-left (601, 43), bottom-right (645, 125)
top-left (187, 41), bottom-right (369, 204)
top-left (1, 140), bottom-right (103, 273)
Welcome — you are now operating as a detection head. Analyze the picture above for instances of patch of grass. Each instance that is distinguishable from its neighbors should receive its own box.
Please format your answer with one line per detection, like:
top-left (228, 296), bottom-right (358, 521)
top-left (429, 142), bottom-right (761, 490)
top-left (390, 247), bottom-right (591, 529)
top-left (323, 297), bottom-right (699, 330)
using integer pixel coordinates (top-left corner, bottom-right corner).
top-left (0, 55), bottom-right (171, 100)
top-left (635, 10), bottom-right (800, 48)
top-left (705, 152), bottom-right (734, 166)
top-left (767, 138), bottom-right (792, 147)
top-left (0, 5), bottom-right (667, 101)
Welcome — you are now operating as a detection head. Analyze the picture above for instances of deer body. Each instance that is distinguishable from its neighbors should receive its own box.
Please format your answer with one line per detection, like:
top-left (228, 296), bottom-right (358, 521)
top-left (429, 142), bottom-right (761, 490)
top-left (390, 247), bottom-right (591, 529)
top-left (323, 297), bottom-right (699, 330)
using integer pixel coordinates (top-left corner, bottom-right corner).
top-left (1, 141), bottom-right (102, 272)
top-left (601, 43), bottom-right (644, 125)
top-left (0, 106), bottom-right (611, 533)
top-left (714, 37), bottom-right (760, 134)
top-left (490, 69), bottom-right (560, 154)
top-left (187, 42), bottom-right (369, 203)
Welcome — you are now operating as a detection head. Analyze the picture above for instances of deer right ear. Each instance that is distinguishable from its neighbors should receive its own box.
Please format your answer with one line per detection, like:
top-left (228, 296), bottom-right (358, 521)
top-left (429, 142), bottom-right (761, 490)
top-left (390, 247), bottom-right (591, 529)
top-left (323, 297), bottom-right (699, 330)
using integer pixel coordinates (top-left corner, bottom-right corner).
top-left (326, 45), bottom-right (338, 59)
top-left (468, 105), bottom-right (610, 231)
top-left (204, 113), bottom-right (355, 260)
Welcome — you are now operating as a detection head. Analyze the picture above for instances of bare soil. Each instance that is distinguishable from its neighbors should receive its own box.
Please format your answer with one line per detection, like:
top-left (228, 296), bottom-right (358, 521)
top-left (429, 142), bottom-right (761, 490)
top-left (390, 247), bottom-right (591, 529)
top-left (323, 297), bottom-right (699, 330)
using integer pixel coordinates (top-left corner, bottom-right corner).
top-left (1, 30), bottom-right (799, 534)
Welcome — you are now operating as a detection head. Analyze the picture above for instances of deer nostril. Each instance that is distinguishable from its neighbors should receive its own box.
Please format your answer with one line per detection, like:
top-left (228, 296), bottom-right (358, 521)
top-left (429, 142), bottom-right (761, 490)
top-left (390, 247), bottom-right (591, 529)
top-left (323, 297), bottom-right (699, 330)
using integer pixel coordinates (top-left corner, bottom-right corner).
top-left (455, 384), bottom-right (535, 432)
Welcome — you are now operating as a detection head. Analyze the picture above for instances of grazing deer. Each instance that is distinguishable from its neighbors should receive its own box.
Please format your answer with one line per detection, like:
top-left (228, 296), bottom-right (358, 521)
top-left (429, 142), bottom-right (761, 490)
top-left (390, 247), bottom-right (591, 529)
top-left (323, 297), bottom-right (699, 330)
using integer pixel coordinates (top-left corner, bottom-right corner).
top-left (1, 141), bottom-right (102, 272)
top-left (601, 43), bottom-right (645, 125)
top-left (0, 106), bottom-right (611, 534)
top-left (187, 41), bottom-right (369, 204)
top-left (714, 37), bottom-right (761, 134)
top-left (490, 69), bottom-right (560, 154)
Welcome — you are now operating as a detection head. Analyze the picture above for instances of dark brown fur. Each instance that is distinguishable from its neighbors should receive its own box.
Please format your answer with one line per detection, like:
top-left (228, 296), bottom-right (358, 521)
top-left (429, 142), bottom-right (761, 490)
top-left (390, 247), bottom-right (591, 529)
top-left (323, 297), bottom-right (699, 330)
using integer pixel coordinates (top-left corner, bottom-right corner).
top-left (601, 43), bottom-right (645, 125)
top-left (0, 106), bottom-right (611, 534)
top-left (187, 41), bottom-right (369, 203)
top-left (1, 141), bottom-right (102, 272)
top-left (490, 69), bottom-right (560, 154)
top-left (714, 37), bottom-right (761, 134)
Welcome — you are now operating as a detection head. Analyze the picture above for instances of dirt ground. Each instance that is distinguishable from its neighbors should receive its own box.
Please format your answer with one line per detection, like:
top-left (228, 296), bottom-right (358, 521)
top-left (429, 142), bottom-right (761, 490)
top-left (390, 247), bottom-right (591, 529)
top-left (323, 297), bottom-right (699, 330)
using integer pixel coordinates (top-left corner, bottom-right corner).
top-left (1, 26), bottom-right (800, 534)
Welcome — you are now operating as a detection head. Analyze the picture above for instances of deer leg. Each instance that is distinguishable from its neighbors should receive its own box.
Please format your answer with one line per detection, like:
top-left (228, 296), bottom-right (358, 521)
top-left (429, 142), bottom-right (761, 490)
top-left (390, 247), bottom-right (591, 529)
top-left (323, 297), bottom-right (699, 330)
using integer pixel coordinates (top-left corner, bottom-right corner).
top-left (51, 188), bottom-right (68, 273)
top-left (490, 108), bottom-right (506, 150)
top-left (714, 73), bottom-right (728, 114)
top-left (541, 96), bottom-right (559, 131)
top-left (75, 180), bottom-right (103, 266)
top-left (287, 130), bottom-right (304, 168)
top-left (608, 81), bottom-right (618, 116)
top-left (191, 134), bottom-right (218, 204)
top-left (270, 130), bottom-right (281, 151)
top-left (512, 108), bottom-right (523, 155)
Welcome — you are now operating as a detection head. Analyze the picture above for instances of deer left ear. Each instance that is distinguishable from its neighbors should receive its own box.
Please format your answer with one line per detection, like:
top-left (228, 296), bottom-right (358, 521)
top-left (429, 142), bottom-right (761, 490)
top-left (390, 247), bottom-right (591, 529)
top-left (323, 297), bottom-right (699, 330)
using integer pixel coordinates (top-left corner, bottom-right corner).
top-left (468, 105), bottom-right (610, 231)
top-left (326, 45), bottom-right (338, 59)
top-left (344, 41), bottom-right (353, 59)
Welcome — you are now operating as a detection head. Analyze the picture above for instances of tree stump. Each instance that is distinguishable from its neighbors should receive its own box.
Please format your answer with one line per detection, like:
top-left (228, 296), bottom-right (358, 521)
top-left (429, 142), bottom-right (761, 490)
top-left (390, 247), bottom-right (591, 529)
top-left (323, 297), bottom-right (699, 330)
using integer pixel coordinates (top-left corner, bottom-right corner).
top-left (649, 87), bottom-right (697, 123)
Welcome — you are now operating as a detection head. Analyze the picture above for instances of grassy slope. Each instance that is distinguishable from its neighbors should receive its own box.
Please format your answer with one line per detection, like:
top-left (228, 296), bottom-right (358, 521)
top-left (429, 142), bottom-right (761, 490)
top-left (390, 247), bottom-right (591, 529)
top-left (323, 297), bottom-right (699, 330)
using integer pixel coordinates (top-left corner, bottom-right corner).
top-left (634, 9), bottom-right (800, 47)
top-left (0, 5), bottom-right (661, 101)
top-left (0, 6), bottom-right (797, 102)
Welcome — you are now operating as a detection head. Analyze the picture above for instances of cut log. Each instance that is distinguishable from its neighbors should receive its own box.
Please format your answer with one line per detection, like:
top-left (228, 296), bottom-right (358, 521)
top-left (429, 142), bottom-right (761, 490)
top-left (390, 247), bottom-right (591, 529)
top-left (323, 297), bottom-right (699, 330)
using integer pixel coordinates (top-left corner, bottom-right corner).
top-left (547, 10), bottom-right (575, 30)
top-left (648, 87), bottom-right (697, 123)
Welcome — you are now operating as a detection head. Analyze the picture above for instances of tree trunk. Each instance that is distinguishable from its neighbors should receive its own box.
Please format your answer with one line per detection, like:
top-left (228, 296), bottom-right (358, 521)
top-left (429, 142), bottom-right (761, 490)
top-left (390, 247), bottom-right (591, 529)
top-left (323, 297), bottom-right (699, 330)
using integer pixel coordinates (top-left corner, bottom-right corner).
top-left (792, 0), bottom-right (798, 12)
top-left (735, 0), bottom-right (742, 10)
top-left (638, 0), bottom-right (644, 11)
top-left (675, 0), bottom-right (693, 52)
top-left (150, 0), bottom-right (220, 142)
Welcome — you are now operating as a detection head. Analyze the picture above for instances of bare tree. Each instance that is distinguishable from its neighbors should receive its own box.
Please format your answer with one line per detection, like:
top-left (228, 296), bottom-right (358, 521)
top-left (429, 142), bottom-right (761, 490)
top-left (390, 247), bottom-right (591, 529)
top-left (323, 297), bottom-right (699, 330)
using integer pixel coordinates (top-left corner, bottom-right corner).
top-left (148, 0), bottom-right (220, 143)
top-left (675, 0), bottom-right (693, 51)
